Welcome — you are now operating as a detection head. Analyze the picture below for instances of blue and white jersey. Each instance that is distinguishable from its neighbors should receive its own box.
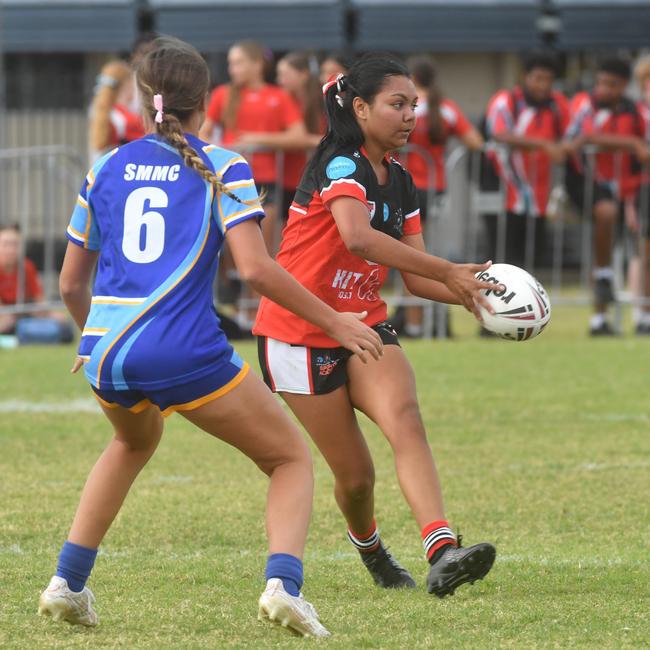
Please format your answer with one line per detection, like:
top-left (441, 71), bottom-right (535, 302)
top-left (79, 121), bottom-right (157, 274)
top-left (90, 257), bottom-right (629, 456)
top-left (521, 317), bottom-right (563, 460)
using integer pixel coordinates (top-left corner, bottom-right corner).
top-left (67, 134), bottom-right (263, 390)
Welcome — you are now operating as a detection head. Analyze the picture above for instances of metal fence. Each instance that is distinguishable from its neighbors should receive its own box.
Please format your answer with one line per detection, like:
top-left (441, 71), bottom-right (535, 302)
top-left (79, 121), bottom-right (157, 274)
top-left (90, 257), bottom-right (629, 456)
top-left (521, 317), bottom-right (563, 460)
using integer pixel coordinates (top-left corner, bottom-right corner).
top-left (444, 143), bottom-right (650, 335)
top-left (1, 139), bottom-right (647, 336)
top-left (0, 145), bottom-right (85, 316)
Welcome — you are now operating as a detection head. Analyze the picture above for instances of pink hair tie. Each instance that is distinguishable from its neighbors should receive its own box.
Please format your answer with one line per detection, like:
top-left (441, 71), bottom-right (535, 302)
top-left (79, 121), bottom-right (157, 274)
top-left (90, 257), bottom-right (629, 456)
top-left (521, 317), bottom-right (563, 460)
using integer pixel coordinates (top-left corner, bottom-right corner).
top-left (153, 94), bottom-right (164, 123)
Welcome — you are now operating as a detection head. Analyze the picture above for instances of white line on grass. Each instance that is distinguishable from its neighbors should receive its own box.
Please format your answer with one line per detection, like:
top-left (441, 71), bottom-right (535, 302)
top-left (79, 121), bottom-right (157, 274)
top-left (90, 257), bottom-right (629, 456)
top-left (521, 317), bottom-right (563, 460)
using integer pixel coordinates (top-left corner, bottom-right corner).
top-left (585, 413), bottom-right (650, 423)
top-left (506, 461), bottom-right (650, 472)
top-left (0, 399), bottom-right (100, 414)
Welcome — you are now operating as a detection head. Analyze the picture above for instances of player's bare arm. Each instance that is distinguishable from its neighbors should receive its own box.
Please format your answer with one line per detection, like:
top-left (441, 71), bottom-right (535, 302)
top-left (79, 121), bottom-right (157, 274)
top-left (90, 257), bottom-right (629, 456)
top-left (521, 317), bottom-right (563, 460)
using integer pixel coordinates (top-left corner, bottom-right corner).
top-left (329, 196), bottom-right (499, 314)
top-left (227, 219), bottom-right (383, 362)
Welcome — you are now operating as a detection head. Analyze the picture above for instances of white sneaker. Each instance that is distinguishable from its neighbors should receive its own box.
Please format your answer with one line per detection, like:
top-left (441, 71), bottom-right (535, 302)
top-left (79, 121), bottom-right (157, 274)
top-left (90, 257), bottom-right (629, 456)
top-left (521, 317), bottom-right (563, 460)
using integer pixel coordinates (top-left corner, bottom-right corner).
top-left (258, 578), bottom-right (330, 638)
top-left (38, 576), bottom-right (98, 627)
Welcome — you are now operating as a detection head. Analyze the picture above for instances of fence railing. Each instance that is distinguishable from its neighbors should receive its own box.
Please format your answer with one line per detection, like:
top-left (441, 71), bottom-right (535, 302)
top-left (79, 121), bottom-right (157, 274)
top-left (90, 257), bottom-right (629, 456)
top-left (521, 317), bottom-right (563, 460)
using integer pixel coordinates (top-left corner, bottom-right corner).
top-left (448, 142), bottom-right (650, 335)
top-left (0, 145), bottom-right (85, 316)
top-left (2, 140), bottom-right (647, 337)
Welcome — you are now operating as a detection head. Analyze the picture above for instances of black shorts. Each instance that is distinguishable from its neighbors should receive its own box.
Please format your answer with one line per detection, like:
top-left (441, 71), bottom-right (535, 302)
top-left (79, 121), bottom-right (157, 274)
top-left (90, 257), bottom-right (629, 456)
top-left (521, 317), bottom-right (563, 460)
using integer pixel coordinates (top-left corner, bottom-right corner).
top-left (257, 321), bottom-right (400, 395)
top-left (565, 163), bottom-right (616, 212)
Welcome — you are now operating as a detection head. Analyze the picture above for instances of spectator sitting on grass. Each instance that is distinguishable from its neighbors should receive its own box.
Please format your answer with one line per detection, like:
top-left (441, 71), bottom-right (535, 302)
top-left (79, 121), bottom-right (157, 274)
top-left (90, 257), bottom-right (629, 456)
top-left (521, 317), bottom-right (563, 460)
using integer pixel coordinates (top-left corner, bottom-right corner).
top-left (0, 224), bottom-right (44, 334)
top-left (0, 224), bottom-right (72, 341)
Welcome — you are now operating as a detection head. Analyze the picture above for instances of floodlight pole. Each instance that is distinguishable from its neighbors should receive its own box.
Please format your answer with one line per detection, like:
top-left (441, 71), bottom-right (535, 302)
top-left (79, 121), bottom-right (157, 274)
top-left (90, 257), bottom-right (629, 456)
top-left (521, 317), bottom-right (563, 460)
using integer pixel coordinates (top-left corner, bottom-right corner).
top-left (0, 1), bottom-right (5, 151)
top-left (537, 0), bottom-right (562, 51)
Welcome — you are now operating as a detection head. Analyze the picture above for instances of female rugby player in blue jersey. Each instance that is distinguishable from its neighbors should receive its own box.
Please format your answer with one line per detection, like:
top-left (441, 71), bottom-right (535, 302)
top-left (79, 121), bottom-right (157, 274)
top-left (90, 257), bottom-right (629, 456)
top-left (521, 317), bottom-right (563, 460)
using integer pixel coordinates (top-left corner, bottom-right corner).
top-left (37, 37), bottom-right (383, 638)
top-left (255, 54), bottom-right (498, 596)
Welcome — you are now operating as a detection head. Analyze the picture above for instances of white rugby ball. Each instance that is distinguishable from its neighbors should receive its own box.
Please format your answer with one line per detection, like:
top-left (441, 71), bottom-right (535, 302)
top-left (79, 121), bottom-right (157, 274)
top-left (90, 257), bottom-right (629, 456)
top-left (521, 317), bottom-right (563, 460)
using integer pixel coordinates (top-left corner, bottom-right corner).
top-left (475, 264), bottom-right (551, 341)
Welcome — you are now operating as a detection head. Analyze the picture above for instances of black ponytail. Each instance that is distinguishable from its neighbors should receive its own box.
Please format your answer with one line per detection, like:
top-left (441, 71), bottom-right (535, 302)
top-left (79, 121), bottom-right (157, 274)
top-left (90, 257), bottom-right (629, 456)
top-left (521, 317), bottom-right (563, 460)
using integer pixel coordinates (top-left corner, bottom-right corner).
top-left (307, 53), bottom-right (410, 174)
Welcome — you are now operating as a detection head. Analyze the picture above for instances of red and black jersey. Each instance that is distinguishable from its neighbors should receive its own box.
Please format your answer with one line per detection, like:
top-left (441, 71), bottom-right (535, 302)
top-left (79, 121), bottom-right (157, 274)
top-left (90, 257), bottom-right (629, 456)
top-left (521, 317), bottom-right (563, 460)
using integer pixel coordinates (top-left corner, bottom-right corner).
top-left (486, 86), bottom-right (570, 216)
top-left (566, 92), bottom-right (645, 199)
top-left (254, 146), bottom-right (422, 347)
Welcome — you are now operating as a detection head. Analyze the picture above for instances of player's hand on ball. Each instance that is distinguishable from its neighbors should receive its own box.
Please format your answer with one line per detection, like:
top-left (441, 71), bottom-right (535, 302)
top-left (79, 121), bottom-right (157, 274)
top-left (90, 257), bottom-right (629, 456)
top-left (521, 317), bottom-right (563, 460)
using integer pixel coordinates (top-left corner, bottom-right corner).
top-left (443, 260), bottom-right (504, 321)
top-left (328, 311), bottom-right (384, 363)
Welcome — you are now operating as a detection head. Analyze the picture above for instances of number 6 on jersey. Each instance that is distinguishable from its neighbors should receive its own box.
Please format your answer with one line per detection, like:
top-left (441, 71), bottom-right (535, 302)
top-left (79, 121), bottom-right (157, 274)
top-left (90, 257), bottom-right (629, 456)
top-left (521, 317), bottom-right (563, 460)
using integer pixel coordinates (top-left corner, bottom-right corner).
top-left (122, 187), bottom-right (168, 263)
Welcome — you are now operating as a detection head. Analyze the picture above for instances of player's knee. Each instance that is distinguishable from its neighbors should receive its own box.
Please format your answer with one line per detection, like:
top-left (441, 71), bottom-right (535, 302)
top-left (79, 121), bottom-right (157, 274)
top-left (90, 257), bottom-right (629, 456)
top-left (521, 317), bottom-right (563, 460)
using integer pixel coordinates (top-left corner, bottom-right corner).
top-left (594, 201), bottom-right (617, 224)
top-left (338, 472), bottom-right (375, 502)
top-left (115, 422), bottom-right (163, 454)
top-left (255, 437), bottom-right (312, 477)
top-left (386, 400), bottom-right (425, 437)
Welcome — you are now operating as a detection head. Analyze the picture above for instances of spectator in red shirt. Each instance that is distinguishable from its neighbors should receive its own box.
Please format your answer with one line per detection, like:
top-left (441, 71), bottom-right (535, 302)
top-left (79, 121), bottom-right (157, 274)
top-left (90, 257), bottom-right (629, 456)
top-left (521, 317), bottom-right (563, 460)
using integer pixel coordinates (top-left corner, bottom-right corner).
top-left (564, 58), bottom-right (649, 335)
top-left (485, 52), bottom-right (569, 271)
top-left (402, 56), bottom-right (483, 336)
top-left (0, 224), bottom-right (44, 333)
top-left (319, 51), bottom-right (349, 87)
top-left (199, 41), bottom-right (309, 329)
top-left (276, 51), bottom-right (327, 218)
top-left (407, 56), bottom-right (483, 205)
top-left (199, 41), bottom-right (308, 246)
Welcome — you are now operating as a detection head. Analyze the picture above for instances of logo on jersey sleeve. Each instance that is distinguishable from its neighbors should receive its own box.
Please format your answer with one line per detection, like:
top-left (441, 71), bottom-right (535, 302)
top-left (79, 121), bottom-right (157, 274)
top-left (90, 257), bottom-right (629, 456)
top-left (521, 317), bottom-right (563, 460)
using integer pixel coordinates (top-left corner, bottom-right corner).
top-left (383, 204), bottom-right (390, 222)
top-left (326, 156), bottom-right (357, 180)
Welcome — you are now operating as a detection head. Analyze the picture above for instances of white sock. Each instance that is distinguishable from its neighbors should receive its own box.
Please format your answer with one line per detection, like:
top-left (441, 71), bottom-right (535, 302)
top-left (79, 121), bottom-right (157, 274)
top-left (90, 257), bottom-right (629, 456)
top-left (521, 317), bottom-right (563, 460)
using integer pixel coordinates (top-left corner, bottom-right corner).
top-left (590, 313), bottom-right (607, 328)
top-left (405, 323), bottom-right (423, 337)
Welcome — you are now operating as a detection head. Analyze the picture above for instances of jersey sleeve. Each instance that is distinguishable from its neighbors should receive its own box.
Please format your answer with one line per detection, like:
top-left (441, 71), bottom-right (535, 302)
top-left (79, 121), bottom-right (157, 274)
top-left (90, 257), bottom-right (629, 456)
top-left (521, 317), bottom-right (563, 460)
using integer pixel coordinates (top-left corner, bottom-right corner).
top-left (402, 171), bottom-right (422, 237)
top-left (486, 91), bottom-right (515, 137)
top-left (635, 105), bottom-right (647, 139)
top-left (443, 100), bottom-right (472, 138)
top-left (66, 168), bottom-right (101, 250)
top-left (554, 93), bottom-right (571, 137)
top-left (210, 153), bottom-right (265, 231)
top-left (318, 153), bottom-right (370, 206)
top-left (565, 93), bottom-right (591, 138)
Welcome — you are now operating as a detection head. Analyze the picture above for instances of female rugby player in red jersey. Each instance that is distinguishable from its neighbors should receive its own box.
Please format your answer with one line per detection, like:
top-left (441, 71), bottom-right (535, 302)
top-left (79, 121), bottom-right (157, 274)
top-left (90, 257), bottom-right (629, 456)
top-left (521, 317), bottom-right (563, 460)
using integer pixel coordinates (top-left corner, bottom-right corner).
top-left (254, 54), bottom-right (498, 596)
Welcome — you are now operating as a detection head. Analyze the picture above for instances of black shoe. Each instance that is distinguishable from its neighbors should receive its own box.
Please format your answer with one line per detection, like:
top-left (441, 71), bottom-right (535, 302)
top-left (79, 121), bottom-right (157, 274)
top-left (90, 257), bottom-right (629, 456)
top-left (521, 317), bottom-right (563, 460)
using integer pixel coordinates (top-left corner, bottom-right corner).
top-left (589, 321), bottom-right (616, 337)
top-left (426, 541), bottom-right (496, 598)
top-left (594, 277), bottom-right (616, 306)
top-left (359, 542), bottom-right (416, 589)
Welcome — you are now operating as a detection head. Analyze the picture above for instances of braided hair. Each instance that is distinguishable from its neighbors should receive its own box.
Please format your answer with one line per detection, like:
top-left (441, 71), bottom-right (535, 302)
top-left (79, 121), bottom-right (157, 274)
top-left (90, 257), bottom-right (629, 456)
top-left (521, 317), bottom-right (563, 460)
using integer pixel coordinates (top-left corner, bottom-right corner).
top-left (136, 36), bottom-right (256, 206)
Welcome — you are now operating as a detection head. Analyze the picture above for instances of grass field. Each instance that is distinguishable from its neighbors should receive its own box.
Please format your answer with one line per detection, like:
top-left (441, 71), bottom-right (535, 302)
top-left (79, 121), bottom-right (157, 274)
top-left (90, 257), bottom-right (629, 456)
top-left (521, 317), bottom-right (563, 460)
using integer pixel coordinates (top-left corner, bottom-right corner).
top-left (1, 304), bottom-right (648, 648)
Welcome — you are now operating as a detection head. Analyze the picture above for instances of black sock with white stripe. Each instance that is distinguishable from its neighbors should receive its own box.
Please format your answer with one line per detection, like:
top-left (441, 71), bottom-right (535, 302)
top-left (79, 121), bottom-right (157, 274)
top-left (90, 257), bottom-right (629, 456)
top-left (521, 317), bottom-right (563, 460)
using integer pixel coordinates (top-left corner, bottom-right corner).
top-left (422, 520), bottom-right (457, 564)
top-left (348, 519), bottom-right (380, 553)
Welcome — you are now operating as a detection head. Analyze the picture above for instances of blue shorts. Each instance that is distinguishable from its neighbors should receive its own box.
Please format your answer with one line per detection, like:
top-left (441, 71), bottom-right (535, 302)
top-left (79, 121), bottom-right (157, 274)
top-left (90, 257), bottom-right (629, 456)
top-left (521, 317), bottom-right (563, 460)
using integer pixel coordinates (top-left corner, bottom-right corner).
top-left (92, 357), bottom-right (249, 418)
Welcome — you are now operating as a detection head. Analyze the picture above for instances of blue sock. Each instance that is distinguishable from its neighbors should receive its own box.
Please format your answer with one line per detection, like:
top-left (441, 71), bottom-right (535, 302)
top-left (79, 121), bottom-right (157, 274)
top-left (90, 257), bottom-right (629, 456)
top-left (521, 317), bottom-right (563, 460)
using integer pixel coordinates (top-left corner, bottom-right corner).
top-left (265, 553), bottom-right (303, 597)
top-left (56, 541), bottom-right (98, 593)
